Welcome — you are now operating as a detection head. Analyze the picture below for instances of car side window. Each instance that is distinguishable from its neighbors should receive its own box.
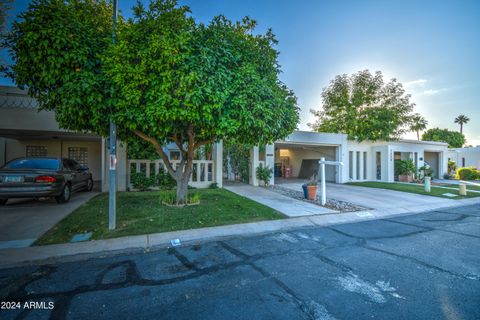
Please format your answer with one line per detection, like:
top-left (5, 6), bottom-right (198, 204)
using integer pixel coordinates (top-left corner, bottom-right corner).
top-left (70, 160), bottom-right (82, 171)
top-left (62, 159), bottom-right (72, 170)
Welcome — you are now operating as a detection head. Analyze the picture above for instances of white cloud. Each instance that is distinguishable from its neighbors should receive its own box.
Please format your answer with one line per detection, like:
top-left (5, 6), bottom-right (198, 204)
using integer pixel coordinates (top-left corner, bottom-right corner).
top-left (423, 88), bottom-right (447, 95)
top-left (404, 79), bottom-right (427, 88)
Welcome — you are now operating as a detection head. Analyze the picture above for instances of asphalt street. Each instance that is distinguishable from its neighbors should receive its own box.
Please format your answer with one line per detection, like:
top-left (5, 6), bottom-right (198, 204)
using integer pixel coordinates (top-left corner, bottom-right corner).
top-left (1, 205), bottom-right (479, 320)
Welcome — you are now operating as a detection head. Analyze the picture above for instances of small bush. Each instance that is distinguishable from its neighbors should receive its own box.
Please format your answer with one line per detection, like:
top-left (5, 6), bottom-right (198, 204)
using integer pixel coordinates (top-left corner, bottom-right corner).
top-left (456, 167), bottom-right (479, 180)
top-left (154, 167), bottom-right (176, 190)
top-left (209, 182), bottom-right (218, 189)
top-left (448, 160), bottom-right (457, 175)
top-left (397, 159), bottom-right (416, 175)
top-left (256, 165), bottom-right (273, 186)
top-left (443, 173), bottom-right (451, 180)
top-left (130, 172), bottom-right (155, 191)
top-left (160, 191), bottom-right (200, 206)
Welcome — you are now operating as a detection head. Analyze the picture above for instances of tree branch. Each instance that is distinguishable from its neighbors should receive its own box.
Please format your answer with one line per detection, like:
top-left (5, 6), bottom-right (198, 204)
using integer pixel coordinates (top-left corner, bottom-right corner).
top-left (133, 130), bottom-right (176, 177)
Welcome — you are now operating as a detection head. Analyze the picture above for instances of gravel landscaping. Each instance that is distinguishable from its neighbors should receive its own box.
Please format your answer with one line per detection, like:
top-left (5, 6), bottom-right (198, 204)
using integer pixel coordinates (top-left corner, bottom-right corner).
top-left (271, 185), bottom-right (367, 212)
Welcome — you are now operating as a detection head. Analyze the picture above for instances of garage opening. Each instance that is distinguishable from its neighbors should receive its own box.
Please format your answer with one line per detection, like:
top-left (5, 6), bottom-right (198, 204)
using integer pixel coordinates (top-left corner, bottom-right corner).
top-left (274, 143), bottom-right (339, 183)
top-left (424, 151), bottom-right (440, 178)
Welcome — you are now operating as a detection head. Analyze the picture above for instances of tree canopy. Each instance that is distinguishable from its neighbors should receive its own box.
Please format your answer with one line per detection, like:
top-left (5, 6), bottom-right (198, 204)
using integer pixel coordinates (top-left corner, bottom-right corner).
top-left (454, 114), bottom-right (470, 134)
top-left (422, 128), bottom-right (465, 148)
top-left (309, 70), bottom-right (415, 141)
top-left (4, 0), bottom-right (299, 203)
top-left (409, 113), bottom-right (428, 140)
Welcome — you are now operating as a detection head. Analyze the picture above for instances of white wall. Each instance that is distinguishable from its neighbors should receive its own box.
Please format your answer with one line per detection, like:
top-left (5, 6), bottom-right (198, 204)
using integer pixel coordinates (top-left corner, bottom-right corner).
top-left (347, 140), bottom-right (448, 182)
top-left (448, 147), bottom-right (480, 169)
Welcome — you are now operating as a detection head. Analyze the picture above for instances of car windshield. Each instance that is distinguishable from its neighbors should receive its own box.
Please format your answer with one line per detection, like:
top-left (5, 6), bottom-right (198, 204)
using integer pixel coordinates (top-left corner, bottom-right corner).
top-left (3, 158), bottom-right (60, 170)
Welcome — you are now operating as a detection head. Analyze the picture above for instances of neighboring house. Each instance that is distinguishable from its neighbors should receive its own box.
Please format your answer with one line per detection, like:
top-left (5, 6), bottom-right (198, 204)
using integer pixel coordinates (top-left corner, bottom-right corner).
top-left (248, 131), bottom-right (448, 186)
top-left (447, 146), bottom-right (480, 169)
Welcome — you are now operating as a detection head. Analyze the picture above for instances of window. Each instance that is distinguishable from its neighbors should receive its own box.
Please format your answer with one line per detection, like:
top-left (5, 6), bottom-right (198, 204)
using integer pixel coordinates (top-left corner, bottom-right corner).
top-left (170, 150), bottom-right (181, 161)
top-left (363, 152), bottom-right (367, 180)
top-left (348, 151), bottom-right (353, 180)
top-left (376, 152), bottom-right (382, 180)
top-left (26, 146), bottom-right (47, 157)
top-left (68, 147), bottom-right (88, 166)
top-left (356, 151), bottom-right (361, 180)
top-left (462, 157), bottom-right (465, 167)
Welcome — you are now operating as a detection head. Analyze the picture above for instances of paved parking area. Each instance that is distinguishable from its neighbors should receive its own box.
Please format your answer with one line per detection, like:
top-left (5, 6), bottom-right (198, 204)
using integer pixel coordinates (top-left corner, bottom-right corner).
top-left (1, 205), bottom-right (479, 319)
top-left (0, 191), bottom-right (98, 249)
top-left (279, 181), bottom-right (457, 211)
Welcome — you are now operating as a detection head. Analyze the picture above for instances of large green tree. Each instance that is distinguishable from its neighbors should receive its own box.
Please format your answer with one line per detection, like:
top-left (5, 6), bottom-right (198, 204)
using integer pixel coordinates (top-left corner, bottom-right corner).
top-left (5, 0), bottom-right (299, 203)
top-left (309, 70), bottom-right (415, 141)
top-left (422, 128), bottom-right (465, 148)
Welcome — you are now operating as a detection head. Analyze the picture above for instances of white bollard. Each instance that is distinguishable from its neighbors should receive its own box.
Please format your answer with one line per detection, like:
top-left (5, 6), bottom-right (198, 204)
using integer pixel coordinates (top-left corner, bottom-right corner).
top-left (459, 183), bottom-right (467, 196)
top-left (424, 176), bottom-right (431, 192)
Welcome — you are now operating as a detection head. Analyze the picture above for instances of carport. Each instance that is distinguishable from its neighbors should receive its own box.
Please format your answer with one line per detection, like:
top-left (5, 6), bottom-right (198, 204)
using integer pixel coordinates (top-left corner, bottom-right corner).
top-left (274, 142), bottom-right (339, 182)
top-left (247, 131), bottom-right (348, 187)
top-left (424, 151), bottom-right (441, 178)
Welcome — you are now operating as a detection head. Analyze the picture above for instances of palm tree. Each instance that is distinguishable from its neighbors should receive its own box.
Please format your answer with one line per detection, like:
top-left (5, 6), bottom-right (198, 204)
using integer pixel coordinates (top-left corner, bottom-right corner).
top-left (454, 114), bottom-right (470, 134)
top-left (410, 114), bottom-right (428, 140)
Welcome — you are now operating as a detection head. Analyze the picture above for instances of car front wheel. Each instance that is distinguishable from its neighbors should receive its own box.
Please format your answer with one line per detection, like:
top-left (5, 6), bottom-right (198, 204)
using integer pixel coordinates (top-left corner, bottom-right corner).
top-left (55, 184), bottom-right (71, 204)
top-left (84, 178), bottom-right (94, 192)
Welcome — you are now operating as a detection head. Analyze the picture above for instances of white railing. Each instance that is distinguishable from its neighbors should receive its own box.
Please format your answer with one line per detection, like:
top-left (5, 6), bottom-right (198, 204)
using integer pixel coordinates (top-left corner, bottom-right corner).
top-left (128, 159), bottom-right (215, 189)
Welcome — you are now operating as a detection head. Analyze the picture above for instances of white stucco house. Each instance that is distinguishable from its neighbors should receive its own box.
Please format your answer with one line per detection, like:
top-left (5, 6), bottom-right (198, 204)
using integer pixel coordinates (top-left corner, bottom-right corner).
top-left (248, 131), bottom-right (448, 186)
top-left (447, 146), bottom-right (480, 169)
top-left (0, 85), bottom-right (449, 190)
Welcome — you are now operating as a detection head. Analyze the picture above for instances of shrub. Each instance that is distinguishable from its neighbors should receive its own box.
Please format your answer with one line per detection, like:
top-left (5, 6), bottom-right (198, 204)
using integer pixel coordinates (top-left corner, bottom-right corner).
top-left (448, 160), bottom-right (457, 175)
top-left (443, 173), bottom-right (451, 180)
top-left (256, 165), bottom-right (273, 186)
top-left (160, 190), bottom-right (200, 206)
top-left (155, 168), bottom-right (176, 190)
top-left (456, 167), bottom-right (479, 180)
top-left (209, 182), bottom-right (218, 189)
top-left (396, 159), bottom-right (416, 176)
top-left (130, 172), bottom-right (155, 191)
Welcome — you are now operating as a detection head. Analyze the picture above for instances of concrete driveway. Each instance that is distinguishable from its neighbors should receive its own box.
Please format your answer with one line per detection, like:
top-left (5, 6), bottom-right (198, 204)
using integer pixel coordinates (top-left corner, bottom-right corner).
top-left (278, 181), bottom-right (457, 211)
top-left (0, 191), bottom-right (98, 249)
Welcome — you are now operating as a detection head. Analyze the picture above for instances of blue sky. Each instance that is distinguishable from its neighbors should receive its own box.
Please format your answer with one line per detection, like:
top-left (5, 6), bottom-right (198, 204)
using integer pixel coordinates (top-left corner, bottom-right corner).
top-left (3, 0), bottom-right (480, 145)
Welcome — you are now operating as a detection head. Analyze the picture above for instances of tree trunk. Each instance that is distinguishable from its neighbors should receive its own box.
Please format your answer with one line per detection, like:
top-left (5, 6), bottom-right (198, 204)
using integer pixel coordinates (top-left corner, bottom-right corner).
top-left (460, 124), bottom-right (463, 134)
top-left (176, 176), bottom-right (189, 205)
top-left (416, 130), bottom-right (420, 140)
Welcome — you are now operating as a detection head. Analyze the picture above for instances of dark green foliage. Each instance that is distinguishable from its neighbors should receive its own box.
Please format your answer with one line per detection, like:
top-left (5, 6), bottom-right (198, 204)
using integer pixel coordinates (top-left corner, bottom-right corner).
top-left (128, 139), bottom-right (160, 160)
top-left (130, 172), bottom-right (155, 191)
top-left (309, 70), bottom-right (415, 141)
top-left (448, 160), bottom-right (457, 174)
top-left (256, 165), bottom-right (273, 186)
top-left (456, 167), bottom-right (479, 180)
top-left (422, 128), bottom-right (465, 148)
top-left (396, 159), bottom-right (416, 175)
top-left (155, 168), bottom-right (177, 190)
top-left (224, 143), bottom-right (250, 183)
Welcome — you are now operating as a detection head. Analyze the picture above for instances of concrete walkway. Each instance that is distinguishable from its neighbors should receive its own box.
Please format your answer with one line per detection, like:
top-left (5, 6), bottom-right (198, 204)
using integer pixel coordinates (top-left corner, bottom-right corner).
top-left (224, 184), bottom-right (336, 217)
top-left (278, 182), bottom-right (458, 211)
top-left (0, 191), bottom-right (99, 249)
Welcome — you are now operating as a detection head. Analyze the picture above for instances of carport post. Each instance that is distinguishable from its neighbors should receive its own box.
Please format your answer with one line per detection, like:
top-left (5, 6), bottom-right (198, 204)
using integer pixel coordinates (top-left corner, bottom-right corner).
top-left (108, 0), bottom-right (118, 231)
top-left (320, 157), bottom-right (326, 205)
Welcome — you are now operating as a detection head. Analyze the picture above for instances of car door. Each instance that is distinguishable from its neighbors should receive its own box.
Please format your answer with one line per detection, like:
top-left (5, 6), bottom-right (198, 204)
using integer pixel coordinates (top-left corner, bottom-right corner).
top-left (69, 160), bottom-right (87, 191)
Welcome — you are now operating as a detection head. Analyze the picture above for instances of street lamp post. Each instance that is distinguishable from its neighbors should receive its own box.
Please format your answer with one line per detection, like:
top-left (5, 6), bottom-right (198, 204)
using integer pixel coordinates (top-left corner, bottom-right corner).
top-left (108, 0), bottom-right (118, 230)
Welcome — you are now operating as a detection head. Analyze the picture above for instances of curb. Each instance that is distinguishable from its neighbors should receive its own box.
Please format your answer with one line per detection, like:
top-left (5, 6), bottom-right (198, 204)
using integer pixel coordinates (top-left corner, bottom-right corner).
top-left (0, 198), bottom-right (478, 269)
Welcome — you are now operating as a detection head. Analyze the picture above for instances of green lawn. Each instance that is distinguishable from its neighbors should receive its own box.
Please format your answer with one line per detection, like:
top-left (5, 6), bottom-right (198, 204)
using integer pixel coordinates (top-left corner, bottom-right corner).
top-left (36, 189), bottom-right (284, 245)
top-left (347, 181), bottom-right (480, 199)
top-left (434, 183), bottom-right (480, 192)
